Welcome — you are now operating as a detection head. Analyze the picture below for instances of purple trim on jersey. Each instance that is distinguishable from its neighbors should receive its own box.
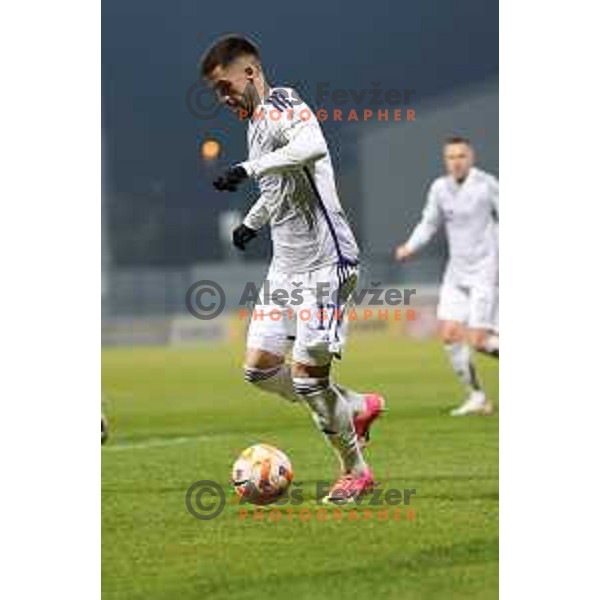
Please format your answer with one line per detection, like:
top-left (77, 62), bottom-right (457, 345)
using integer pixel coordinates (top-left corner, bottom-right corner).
top-left (332, 262), bottom-right (357, 343)
top-left (266, 92), bottom-right (293, 112)
top-left (266, 98), bottom-right (286, 112)
top-left (269, 90), bottom-right (294, 109)
top-left (302, 168), bottom-right (359, 346)
top-left (302, 166), bottom-right (344, 263)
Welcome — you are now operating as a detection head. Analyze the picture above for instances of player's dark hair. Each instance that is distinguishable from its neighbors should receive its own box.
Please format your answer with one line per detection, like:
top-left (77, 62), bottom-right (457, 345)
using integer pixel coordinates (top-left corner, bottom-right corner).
top-left (445, 136), bottom-right (471, 146)
top-left (201, 35), bottom-right (260, 76)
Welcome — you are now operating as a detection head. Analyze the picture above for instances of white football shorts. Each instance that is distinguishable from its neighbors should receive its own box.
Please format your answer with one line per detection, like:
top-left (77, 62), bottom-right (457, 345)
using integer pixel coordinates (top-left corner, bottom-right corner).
top-left (437, 279), bottom-right (499, 331)
top-left (246, 261), bottom-right (358, 366)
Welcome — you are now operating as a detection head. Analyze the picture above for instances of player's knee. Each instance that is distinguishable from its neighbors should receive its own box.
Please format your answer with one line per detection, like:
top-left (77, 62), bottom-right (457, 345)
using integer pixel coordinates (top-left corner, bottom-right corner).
top-left (441, 329), bottom-right (460, 345)
top-left (243, 347), bottom-right (286, 387)
top-left (468, 330), bottom-right (487, 352)
top-left (244, 348), bottom-right (284, 370)
top-left (471, 339), bottom-right (487, 353)
top-left (470, 331), bottom-right (499, 357)
top-left (291, 359), bottom-right (330, 379)
top-left (292, 342), bottom-right (332, 372)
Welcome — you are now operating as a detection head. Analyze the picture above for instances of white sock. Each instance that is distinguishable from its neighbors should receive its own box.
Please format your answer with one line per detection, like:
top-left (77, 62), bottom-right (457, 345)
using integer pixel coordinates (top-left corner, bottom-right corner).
top-left (243, 366), bottom-right (366, 412)
top-left (293, 377), bottom-right (367, 475)
top-left (333, 384), bottom-right (365, 416)
top-left (244, 364), bottom-right (297, 403)
top-left (444, 342), bottom-right (482, 393)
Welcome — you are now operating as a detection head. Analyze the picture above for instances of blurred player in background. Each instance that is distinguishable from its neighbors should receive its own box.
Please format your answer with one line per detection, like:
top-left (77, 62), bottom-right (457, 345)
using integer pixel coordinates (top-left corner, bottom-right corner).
top-left (201, 35), bottom-right (384, 500)
top-left (395, 137), bottom-right (499, 416)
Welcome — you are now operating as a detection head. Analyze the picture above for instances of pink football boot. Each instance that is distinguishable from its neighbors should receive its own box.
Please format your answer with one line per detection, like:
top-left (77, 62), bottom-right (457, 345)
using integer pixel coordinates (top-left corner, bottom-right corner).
top-left (353, 393), bottom-right (386, 448)
top-left (324, 467), bottom-right (375, 504)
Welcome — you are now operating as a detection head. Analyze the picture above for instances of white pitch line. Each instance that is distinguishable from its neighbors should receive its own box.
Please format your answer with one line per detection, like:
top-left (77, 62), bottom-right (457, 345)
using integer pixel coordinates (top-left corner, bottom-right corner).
top-left (103, 435), bottom-right (214, 451)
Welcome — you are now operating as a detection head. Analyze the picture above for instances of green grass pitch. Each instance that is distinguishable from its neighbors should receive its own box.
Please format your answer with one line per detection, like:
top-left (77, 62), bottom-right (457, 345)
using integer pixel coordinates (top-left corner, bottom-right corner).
top-left (102, 332), bottom-right (498, 599)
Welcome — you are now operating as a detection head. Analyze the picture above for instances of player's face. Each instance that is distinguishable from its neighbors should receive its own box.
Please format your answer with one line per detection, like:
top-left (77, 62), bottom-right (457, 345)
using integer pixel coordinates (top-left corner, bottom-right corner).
top-left (444, 143), bottom-right (474, 182)
top-left (206, 58), bottom-right (258, 115)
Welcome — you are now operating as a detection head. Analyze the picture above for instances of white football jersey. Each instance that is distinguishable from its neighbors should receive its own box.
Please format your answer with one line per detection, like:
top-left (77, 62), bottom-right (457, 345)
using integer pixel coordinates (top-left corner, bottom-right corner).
top-left (239, 87), bottom-right (359, 274)
top-left (406, 167), bottom-right (499, 285)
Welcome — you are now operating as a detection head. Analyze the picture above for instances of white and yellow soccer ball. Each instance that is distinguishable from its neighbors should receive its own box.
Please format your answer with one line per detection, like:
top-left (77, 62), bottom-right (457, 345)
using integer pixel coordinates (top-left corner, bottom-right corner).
top-left (231, 444), bottom-right (293, 505)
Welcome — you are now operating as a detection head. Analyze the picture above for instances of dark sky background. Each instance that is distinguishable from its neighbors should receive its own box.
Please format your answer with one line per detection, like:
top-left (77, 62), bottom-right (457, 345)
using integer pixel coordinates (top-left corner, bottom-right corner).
top-left (102, 0), bottom-right (498, 266)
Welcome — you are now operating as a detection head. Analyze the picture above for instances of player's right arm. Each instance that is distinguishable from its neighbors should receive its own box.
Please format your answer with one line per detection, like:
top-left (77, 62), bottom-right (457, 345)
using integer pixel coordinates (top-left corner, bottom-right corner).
top-left (395, 182), bottom-right (443, 261)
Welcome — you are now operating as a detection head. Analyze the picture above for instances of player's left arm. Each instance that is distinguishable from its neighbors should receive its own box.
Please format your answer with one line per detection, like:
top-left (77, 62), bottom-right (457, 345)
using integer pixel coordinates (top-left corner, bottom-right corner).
top-left (231, 175), bottom-right (281, 250)
top-left (243, 194), bottom-right (270, 231)
top-left (242, 170), bottom-right (283, 230)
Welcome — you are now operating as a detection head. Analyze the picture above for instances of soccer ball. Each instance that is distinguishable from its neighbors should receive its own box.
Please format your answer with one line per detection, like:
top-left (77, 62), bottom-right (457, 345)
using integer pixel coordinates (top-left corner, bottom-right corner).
top-left (231, 444), bottom-right (293, 504)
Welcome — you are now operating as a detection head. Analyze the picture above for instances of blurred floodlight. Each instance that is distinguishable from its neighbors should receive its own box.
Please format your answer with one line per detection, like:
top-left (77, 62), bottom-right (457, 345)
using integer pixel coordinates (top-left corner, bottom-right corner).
top-left (201, 138), bottom-right (221, 161)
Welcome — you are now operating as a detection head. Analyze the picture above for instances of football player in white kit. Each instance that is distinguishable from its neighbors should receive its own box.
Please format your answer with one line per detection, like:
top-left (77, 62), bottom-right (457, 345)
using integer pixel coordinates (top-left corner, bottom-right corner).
top-left (201, 36), bottom-right (384, 500)
top-left (395, 138), bottom-right (499, 416)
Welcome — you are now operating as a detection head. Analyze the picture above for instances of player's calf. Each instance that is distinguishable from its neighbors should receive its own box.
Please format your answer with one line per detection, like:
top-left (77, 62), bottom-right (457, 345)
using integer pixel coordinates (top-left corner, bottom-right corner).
top-left (292, 368), bottom-right (368, 477)
top-left (243, 349), bottom-right (298, 403)
top-left (243, 364), bottom-right (298, 402)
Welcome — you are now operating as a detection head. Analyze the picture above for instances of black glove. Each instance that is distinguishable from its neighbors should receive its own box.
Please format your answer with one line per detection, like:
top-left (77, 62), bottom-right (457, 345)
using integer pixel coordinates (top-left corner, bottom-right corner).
top-left (232, 224), bottom-right (257, 251)
top-left (213, 165), bottom-right (248, 192)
